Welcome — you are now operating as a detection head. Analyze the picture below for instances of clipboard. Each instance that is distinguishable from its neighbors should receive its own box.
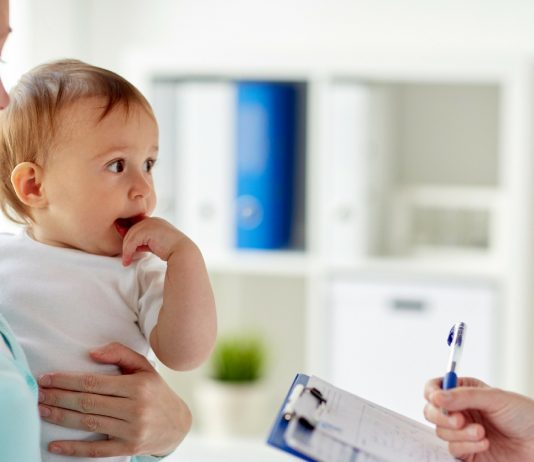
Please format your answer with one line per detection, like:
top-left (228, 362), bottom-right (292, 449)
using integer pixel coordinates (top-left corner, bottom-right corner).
top-left (267, 373), bottom-right (459, 462)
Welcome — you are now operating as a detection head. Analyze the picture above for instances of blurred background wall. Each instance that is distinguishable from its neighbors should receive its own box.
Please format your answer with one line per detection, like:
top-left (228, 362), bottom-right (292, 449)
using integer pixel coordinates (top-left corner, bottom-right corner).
top-left (8, 0), bottom-right (534, 76)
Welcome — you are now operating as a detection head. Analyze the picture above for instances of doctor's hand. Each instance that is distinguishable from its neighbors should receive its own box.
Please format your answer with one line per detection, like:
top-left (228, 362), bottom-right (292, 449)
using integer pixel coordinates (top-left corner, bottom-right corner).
top-left (424, 376), bottom-right (534, 462)
top-left (37, 342), bottom-right (192, 458)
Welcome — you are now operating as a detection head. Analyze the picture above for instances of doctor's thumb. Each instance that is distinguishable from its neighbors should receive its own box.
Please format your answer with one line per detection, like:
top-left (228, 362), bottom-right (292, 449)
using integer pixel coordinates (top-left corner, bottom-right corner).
top-left (89, 342), bottom-right (154, 374)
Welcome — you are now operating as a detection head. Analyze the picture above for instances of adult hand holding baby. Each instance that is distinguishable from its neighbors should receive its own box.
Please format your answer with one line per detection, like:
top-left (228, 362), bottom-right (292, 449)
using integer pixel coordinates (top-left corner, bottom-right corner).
top-left (37, 342), bottom-right (191, 458)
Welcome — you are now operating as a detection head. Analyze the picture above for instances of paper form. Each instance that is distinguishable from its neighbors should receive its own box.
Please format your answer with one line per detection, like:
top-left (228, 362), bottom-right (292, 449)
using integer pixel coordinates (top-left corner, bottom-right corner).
top-left (284, 376), bottom-right (458, 462)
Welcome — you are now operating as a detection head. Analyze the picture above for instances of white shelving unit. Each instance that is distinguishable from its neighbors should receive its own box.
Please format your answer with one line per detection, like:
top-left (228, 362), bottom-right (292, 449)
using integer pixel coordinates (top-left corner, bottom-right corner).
top-left (126, 52), bottom-right (534, 435)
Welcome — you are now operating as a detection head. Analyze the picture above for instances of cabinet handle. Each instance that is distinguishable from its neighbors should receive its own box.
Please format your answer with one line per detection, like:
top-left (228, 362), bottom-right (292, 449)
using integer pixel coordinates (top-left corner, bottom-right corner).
top-left (390, 299), bottom-right (427, 311)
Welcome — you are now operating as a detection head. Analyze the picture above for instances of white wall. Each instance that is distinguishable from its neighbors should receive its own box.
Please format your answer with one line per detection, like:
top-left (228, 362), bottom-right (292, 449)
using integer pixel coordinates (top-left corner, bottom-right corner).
top-left (14, 0), bottom-right (534, 79)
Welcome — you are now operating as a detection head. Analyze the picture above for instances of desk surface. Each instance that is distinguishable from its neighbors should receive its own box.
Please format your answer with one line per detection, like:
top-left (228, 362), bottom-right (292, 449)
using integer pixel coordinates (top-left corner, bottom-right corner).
top-left (165, 433), bottom-right (292, 462)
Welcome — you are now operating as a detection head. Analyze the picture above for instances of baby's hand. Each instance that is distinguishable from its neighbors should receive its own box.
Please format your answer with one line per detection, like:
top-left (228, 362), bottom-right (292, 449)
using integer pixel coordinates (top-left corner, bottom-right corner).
top-left (120, 217), bottom-right (191, 266)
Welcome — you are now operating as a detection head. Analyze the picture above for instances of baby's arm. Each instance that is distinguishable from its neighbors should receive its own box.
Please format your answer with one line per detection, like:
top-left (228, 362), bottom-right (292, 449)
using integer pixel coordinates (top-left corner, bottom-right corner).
top-left (122, 217), bottom-right (217, 370)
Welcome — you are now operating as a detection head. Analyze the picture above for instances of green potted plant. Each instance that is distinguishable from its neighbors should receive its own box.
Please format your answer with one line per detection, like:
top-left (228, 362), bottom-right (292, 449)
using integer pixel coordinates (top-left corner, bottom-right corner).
top-left (195, 334), bottom-right (269, 437)
top-left (210, 336), bottom-right (264, 382)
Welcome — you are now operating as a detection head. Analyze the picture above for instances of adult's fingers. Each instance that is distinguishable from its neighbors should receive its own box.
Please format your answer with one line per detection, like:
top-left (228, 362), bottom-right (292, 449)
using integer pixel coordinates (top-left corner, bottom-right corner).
top-left (436, 422), bottom-right (486, 443)
top-left (39, 387), bottom-right (134, 420)
top-left (38, 371), bottom-right (132, 398)
top-left (429, 386), bottom-right (506, 414)
top-left (38, 343), bottom-right (154, 397)
top-left (39, 405), bottom-right (130, 440)
top-left (89, 342), bottom-right (155, 375)
top-left (424, 378), bottom-right (443, 401)
top-left (448, 439), bottom-right (490, 459)
top-left (47, 439), bottom-right (130, 458)
top-left (424, 377), bottom-right (488, 402)
top-left (423, 403), bottom-right (465, 429)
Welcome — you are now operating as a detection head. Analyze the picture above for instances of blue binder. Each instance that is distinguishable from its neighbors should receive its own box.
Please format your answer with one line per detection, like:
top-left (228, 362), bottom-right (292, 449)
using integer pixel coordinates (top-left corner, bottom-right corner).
top-left (235, 82), bottom-right (298, 249)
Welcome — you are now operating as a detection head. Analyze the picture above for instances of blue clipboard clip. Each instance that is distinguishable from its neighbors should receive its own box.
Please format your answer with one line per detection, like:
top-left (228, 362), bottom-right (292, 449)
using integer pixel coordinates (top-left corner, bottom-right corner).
top-left (267, 374), bottom-right (328, 462)
top-left (268, 375), bottom-right (363, 462)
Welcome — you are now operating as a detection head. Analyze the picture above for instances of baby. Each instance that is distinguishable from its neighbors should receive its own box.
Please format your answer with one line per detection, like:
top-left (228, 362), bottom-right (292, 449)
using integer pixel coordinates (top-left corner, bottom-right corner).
top-left (0, 59), bottom-right (217, 462)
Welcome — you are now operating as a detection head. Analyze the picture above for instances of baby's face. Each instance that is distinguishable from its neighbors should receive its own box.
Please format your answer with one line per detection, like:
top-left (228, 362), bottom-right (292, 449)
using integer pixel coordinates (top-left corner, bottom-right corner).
top-left (35, 97), bottom-right (158, 256)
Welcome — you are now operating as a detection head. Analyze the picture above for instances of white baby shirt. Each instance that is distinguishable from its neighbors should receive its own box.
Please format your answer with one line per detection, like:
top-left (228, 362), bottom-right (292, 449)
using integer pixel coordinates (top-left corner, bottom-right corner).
top-left (0, 230), bottom-right (166, 462)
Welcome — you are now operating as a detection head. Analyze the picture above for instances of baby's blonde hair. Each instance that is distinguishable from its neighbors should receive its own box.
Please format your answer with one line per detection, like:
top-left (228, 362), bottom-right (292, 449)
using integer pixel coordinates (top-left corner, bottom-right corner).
top-left (0, 58), bottom-right (155, 224)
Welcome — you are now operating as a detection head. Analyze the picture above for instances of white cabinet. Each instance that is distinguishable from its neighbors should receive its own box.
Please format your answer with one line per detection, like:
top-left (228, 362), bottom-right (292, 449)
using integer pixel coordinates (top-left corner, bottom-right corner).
top-left (328, 277), bottom-right (497, 422)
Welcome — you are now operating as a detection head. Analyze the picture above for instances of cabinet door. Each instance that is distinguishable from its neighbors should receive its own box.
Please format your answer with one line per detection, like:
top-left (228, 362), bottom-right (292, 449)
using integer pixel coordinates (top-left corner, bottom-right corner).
top-left (327, 277), bottom-right (497, 422)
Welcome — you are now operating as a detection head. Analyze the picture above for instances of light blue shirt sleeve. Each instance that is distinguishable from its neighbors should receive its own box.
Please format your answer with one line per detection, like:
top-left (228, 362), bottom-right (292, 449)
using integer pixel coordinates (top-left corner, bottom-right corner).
top-left (0, 314), bottom-right (41, 462)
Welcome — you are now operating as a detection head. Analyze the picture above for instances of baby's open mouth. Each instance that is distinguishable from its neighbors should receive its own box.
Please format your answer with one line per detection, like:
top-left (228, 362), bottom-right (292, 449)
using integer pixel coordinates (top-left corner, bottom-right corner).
top-left (114, 215), bottom-right (145, 238)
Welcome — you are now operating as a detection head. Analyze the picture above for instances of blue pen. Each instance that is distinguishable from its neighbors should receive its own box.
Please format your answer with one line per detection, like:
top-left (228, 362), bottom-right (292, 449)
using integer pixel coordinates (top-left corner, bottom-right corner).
top-left (443, 322), bottom-right (467, 390)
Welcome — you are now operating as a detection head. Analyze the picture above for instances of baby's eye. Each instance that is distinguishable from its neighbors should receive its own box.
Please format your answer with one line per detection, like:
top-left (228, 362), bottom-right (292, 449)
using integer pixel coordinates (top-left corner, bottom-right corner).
top-left (107, 159), bottom-right (125, 173)
top-left (144, 158), bottom-right (156, 173)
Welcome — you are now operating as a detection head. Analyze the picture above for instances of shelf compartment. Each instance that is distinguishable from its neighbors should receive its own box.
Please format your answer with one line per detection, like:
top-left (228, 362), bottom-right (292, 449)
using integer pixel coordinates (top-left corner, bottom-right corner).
top-left (317, 79), bottom-right (502, 263)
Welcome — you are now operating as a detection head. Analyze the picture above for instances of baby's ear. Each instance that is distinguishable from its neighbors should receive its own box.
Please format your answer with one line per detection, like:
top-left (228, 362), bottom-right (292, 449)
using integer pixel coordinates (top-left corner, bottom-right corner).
top-left (10, 162), bottom-right (48, 209)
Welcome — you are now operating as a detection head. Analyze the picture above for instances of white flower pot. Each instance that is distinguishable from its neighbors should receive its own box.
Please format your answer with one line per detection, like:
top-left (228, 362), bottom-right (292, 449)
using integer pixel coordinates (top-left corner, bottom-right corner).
top-left (194, 379), bottom-right (270, 437)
